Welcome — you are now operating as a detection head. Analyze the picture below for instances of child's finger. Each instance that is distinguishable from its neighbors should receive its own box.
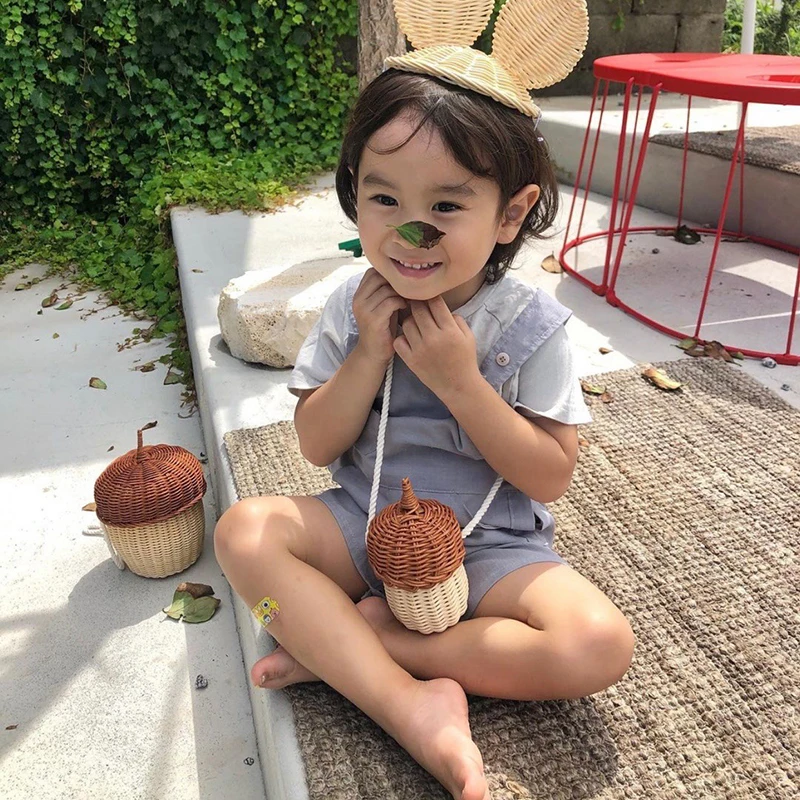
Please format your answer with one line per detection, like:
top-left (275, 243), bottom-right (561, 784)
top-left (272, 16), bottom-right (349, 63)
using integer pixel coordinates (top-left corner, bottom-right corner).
top-left (401, 314), bottom-right (423, 348)
top-left (427, 295), bottom-right (454, 328)
top-left (393, 334), bottom-right (411, 361)
top-left (369, 285), bottom-right (405, 314)
top-left (409, 299), bottom-right (437, 332)
top-left (453, 314), bottom-right (472, 336)
top-left (376, 295), bottom-right (407, 320)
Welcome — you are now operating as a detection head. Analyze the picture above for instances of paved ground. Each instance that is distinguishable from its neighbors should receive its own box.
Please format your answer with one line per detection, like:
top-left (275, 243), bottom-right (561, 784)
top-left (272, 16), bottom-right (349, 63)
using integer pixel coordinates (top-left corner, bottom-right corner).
top-left (0, 265), bottom-right (265, 800)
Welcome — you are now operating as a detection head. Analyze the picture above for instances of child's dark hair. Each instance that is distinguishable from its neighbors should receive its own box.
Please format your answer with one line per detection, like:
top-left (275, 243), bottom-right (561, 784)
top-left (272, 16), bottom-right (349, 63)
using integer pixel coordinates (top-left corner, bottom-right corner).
top-left (335, 69), bottom-right (559, 284)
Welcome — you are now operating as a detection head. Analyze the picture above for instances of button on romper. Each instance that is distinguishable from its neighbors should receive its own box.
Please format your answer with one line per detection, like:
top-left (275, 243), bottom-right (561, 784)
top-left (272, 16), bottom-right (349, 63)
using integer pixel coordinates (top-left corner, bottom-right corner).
top-left (289, 272), bottom-right (591, 619)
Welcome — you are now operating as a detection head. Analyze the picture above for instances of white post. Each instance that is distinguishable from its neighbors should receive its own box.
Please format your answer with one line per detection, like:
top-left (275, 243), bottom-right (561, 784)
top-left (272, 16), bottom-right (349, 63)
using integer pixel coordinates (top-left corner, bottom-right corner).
top-left (741, 0), bottom-right (757, 55)
top-left (737, 0), bottom-right (758, 127)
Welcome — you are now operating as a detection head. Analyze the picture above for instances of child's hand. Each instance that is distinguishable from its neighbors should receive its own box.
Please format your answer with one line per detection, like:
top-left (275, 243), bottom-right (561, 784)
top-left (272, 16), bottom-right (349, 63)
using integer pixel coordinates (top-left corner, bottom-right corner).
top-left (352, 269), bottom-right (407, 366)
top-left (394, 296), bottom-right (480, 397)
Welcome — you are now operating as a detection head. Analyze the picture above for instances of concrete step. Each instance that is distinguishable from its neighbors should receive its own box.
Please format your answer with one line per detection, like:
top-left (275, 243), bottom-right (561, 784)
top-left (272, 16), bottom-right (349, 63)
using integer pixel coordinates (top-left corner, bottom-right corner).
top-left (538, 94), bottom-right (800, 249)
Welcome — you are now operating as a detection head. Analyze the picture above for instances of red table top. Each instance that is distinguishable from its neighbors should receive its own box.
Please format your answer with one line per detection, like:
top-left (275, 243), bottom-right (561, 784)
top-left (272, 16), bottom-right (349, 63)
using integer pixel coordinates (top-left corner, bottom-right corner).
top-left (594, 53), bottom-right (800, 105)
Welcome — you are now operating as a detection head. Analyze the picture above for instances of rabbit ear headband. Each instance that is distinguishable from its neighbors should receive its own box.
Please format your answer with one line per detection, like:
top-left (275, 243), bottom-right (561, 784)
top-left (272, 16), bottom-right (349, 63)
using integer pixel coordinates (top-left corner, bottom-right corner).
top-left (383, 0), bottom-right (589, 120)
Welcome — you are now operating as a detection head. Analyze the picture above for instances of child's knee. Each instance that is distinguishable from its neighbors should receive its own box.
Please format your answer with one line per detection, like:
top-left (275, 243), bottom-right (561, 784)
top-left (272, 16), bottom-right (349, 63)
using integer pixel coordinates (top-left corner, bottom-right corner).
top-left (214, 496), bottom-right (289, 564)
top-left (564, 612), bottom-right (636, 692)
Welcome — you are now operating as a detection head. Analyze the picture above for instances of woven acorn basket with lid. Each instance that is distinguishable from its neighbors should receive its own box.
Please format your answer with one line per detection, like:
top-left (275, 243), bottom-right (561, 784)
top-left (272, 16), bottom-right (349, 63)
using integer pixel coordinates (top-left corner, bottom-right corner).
top-left (94, 422), bottom-right (207, 578)
top-left (367, 477), bottom-right (468, 634)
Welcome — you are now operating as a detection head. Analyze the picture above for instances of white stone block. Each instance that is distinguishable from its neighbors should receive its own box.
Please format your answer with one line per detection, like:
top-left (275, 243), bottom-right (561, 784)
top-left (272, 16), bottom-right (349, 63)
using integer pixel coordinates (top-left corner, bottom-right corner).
top-left (218, 257), bottom-right (366, 367)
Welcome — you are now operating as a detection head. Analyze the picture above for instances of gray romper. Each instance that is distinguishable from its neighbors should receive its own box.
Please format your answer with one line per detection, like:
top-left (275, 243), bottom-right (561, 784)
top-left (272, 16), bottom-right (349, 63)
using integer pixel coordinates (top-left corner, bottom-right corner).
top-left (289, 271), bottom-right (593, 618)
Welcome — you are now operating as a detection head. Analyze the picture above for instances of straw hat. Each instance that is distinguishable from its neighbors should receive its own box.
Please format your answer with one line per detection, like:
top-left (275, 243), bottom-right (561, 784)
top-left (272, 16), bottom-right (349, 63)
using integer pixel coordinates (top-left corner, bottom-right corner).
top-left (384, 0), bottom-right (589, 118)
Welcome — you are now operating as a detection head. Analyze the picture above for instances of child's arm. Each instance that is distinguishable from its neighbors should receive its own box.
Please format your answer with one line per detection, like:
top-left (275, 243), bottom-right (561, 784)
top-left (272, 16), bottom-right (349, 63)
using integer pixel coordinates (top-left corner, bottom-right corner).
top-left (394, 297), bottom-right (580, 504)
top-left (294, 269), bottom-right (407, 467)
top-left (441, 377), bottom-right (578, 504)
top-left (294, 344), bottom-right (389, 467)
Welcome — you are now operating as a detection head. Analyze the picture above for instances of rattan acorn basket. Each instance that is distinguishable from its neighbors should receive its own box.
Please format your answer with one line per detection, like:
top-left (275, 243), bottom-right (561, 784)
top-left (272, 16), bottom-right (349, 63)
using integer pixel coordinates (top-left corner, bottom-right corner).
top-left (367, 478), bottom-right (469, 634)
top-left (94, 423), bottom-right (207, 578)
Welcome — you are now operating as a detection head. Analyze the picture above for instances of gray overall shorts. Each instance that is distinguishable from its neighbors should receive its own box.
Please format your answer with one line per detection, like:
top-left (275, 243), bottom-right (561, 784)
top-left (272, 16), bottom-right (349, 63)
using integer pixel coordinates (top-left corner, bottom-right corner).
top-left (316, 284), bottom-right (571, 619)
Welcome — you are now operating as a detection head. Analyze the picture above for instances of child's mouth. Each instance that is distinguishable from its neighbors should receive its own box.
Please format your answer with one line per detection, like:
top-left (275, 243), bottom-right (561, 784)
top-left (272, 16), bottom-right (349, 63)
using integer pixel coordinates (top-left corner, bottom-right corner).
top-left (391, 258), bottom-right (442, 278)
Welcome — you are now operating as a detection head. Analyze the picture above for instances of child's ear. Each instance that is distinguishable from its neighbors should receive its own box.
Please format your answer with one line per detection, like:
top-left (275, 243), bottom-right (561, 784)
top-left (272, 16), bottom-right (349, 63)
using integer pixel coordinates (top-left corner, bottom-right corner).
top-left (497, 184), bottom-right (540, 245)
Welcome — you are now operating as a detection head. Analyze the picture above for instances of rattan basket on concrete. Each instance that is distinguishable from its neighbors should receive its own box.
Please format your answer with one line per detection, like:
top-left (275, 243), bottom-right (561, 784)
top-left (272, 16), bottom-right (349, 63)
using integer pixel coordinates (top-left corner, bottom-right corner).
top-left (367, 478), bottom-right (468, 633)
top-left (94, 423), bottom-right (207, 578)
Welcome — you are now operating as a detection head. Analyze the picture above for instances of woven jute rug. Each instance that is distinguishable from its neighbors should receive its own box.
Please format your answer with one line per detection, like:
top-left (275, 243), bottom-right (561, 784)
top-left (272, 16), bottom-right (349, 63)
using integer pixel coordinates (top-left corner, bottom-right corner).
top-left (650, 125), bottom-right (800, 175)
top-left (223, 359), bottom-right (799, 800)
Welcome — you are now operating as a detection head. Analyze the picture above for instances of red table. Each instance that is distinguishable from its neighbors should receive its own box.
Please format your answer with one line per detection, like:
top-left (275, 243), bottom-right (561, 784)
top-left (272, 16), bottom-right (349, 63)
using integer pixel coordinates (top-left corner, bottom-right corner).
top-left (559, 53), bottom-right (800, 365)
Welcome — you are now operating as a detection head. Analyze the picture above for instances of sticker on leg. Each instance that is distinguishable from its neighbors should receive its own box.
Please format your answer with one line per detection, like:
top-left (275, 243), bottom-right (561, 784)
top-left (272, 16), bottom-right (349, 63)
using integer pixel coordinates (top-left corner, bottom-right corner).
top-left (252, 596), bottom-right (280, 628)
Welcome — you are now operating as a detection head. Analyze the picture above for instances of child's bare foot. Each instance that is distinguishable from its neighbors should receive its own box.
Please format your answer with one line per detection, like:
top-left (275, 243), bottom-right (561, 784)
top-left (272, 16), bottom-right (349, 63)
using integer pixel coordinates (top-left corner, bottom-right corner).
top-left (392, 677), bottom-right (489, 800)
top-left (251, 596), bottom-right (395, 689)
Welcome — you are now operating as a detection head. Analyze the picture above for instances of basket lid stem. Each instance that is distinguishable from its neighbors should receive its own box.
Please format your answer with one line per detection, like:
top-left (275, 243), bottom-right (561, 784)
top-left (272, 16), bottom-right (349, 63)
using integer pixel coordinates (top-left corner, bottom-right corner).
top-left (136, 421), bottom-right (158, 462)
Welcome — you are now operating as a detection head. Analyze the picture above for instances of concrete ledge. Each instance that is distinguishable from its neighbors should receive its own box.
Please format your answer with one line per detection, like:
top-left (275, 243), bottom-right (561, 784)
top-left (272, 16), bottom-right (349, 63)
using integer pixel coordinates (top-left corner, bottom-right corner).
top-left (172, 173), bottom-right (367, 800)
top-left (538, 95), bottom-right (800, 248)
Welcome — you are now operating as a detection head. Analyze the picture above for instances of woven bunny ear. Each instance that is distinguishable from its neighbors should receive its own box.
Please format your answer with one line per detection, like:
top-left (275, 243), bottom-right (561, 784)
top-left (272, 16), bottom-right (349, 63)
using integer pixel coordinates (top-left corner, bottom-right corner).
top-left (393, 0), bottom-right (495, 49)
top-left (493, 0), bottom-right (589, 90)
top-left (384, 0), bottom-right (589, 118)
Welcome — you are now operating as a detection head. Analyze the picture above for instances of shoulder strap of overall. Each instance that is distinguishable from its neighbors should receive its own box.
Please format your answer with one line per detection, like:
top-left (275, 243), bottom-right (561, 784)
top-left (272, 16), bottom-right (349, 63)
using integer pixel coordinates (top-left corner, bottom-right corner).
top-left (479, 288), bottom-right (572, 391)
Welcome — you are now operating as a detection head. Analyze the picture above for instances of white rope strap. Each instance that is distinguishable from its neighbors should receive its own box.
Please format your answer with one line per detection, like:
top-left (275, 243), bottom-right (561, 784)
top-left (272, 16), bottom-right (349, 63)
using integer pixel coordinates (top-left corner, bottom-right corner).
top-left (366, 356), bottom-right (503, 543)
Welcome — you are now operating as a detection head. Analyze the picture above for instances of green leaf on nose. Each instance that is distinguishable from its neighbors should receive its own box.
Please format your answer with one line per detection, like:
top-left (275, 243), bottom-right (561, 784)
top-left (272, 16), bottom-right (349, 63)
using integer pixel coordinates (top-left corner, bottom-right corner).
top-left (387, 221), bottom-right (445, 250)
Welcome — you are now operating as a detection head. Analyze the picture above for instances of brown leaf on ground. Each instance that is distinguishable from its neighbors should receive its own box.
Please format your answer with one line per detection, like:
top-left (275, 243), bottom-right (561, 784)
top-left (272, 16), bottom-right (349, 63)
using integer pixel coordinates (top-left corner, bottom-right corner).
top-left (540, 254), bottom-right (562, 273)
top-left (642, 366), bottom-right (683, 391)
top-left (599, 347), bottom-right (612, 355)
top-left (704, 341), bottom-right (734, 362)
top-left (580, 380), bottom-right (606, 395)
top-left (177, 582), bottom-right (215, 599)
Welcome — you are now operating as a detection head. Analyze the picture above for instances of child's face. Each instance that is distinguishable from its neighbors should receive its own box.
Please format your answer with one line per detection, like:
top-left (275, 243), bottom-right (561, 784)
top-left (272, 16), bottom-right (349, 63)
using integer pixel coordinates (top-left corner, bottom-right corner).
top-left (351, 112), bottom-right (540, 310)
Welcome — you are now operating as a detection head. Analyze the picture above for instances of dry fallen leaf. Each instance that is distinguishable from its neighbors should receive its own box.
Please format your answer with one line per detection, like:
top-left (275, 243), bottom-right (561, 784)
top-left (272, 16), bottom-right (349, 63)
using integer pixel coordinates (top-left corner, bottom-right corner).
top-left (674, 224), bottom-right (701, 245)
top-left (599, 347), bottom-right (612, 355)
top-left (642, 366), bottom-right (682, 391)
top-left (42, 291), bottom-right (59, 308)
top-left (164, 583), bottom-right (220, 623)
top-left (82, 502), bottom-right (97, 512)
top-left (580, 380), bottom-right (606, 395)
top-left (177, 582), bottom-right (215, 599)
top-left (540, 254), bottom-right (563, 273)
top-left (704, 341), bottom-right (734, 362)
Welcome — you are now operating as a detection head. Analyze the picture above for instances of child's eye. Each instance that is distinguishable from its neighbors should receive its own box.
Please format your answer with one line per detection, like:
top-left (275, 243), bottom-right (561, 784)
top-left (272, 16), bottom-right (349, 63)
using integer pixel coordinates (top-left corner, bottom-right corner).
top-left (369, 195), bottom-right (461, 213)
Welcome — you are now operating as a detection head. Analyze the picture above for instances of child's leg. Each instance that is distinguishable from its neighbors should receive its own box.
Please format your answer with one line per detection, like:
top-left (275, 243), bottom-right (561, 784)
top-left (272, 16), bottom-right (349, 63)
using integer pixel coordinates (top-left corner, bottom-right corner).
top-left (268, 561), bottom-right (635, 702)
top-left (366, 562), bottom-right (636, 701)
top-left (214, 496), bottom-right (490, 800)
